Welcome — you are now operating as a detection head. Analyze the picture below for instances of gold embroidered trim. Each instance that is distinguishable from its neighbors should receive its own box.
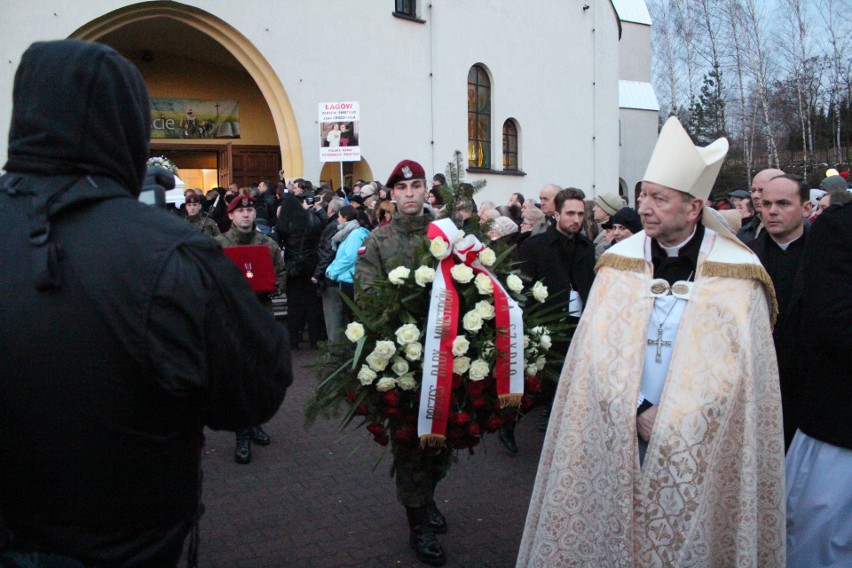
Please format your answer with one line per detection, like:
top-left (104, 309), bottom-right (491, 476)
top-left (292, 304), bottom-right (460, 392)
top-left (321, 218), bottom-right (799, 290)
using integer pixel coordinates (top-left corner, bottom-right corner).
top-left (419, 434), bottom-right (446, 448)
top-left (498, 394), bottom-right (523, 408)
top-left (701, 260), bottom-right (779, 326)
top-left (595, 253), bottom-right (646, 274)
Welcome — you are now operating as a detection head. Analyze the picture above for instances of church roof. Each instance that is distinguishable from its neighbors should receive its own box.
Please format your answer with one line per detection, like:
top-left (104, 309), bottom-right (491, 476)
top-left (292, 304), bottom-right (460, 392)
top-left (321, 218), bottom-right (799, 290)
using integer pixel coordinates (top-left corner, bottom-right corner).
top-left (610, 0), bottom-right (652, 26)
top-left (619, 80), bottom-right (659, 111)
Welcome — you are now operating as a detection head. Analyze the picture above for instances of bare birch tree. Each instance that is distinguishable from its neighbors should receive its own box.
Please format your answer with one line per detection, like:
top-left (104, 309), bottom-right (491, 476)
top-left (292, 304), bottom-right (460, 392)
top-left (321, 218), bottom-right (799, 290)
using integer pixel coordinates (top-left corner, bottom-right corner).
top-left (723, 0), bottom-right (755, 181)
top-left (778, 0), bottom-right (814, 177)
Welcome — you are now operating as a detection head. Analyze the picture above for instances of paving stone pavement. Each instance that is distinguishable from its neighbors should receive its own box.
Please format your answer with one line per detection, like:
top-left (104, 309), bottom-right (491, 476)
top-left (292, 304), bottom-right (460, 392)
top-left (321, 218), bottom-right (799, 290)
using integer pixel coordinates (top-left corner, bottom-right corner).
top-left (184, 345), bottom-right (547, 568)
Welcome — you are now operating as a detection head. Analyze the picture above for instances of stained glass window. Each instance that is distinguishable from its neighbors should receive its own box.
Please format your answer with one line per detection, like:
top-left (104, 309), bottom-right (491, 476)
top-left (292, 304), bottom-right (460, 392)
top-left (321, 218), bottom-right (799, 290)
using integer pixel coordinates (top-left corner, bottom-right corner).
top-left (503, 119), bottom-right (519, 171)
top-left (467, 65), bottom-right (491, 169)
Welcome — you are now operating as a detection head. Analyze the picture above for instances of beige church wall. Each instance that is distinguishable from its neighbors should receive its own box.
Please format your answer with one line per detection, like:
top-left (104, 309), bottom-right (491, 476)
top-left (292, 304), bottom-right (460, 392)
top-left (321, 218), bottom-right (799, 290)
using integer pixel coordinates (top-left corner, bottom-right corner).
top-left (619, 22), bottom-right (652, 82)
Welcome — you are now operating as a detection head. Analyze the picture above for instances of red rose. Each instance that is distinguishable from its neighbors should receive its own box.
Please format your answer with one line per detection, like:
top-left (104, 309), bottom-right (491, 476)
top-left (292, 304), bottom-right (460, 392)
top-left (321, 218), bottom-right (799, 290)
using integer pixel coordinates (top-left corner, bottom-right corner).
top-left (382, 390), bottom-right (400, 407)
top-left (355, 404), bottom-right (369, 415)
top-left (344, 390), bottom-right (359, 403)
top-left (446, 427), bottom-right (464, 442)
top-left (521, 395), bottom-right (536, 411)
top-left (470, 397), bottom-right (489, 410)
top-left (485, 416), bottom-right (503, 432)
top-left (468, 423), bottom-right (482, 437)
top-left (374, 433), bottom-right (390, 446)
top-left (450, 411), bottom-right (471, 425)
top-left (366, 423), bottom-right (386, 435)
top-left (393, 428), bottom-right (416, 443)
top-left (525, 376), bottom-right (542, 393)
top-left (467, 381), bottom-right (485, 396)
top-left (384, 407), bottom-right (402, 418)
top-left (452, 374), bottom-right (463, 390)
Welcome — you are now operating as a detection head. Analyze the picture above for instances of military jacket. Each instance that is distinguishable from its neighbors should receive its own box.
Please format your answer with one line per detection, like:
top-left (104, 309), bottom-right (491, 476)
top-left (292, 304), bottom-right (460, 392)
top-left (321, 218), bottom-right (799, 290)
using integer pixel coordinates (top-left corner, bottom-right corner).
top-left (216, 227), bottom-right (286, 292)
top-left (354, 210), bottom-right (433, 300)
top-left (188, 213), bottom-right (221, 237)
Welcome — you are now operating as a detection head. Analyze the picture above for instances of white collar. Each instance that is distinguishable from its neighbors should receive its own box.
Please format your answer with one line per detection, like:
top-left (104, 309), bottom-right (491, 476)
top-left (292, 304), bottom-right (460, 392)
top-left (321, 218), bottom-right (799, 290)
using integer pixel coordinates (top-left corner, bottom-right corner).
top-left (658, 225), bottom-right (698, 257)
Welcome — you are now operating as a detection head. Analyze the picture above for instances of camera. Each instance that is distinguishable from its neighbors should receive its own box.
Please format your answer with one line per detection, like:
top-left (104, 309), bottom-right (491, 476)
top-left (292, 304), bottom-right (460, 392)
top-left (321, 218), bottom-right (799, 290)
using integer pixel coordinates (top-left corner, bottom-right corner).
top-left (305, 196), bottom-right (315, 205)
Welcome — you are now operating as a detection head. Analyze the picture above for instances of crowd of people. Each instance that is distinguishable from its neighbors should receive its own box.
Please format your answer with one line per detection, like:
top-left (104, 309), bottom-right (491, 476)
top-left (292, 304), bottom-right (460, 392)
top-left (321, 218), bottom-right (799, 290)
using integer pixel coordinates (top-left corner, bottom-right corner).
top-left (2, 40), bottom-right (850, 568)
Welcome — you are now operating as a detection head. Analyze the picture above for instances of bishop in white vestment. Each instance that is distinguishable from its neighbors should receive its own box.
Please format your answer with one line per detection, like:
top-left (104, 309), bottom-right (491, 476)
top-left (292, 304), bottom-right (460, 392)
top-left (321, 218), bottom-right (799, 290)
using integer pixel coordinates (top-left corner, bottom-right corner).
top-left (517, 117), bottom-right (786, 567)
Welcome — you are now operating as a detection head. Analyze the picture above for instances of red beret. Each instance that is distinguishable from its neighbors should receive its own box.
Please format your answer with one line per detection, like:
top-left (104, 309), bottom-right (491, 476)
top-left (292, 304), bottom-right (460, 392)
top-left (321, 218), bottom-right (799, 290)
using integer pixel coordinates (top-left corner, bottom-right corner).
top-left (841, 171), bottom-right (849, 180)
top-left (227, 195), bottom-right (256, 213)
top-left (385, 159), bottom-right (426, 188)
top-left (185, 193), bottom-right (201, 204)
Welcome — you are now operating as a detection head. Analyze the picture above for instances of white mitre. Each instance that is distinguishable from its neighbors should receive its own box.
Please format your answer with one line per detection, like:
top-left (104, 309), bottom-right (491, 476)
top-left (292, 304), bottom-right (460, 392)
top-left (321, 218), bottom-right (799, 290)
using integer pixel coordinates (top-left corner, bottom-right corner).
top-left (643, 116), bottom-right (738, 242)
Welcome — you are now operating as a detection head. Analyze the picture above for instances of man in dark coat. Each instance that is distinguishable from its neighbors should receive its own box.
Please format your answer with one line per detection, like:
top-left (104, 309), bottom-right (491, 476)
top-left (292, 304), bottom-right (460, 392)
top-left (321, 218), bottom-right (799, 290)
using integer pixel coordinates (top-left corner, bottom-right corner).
top-left (0, 40), bottom-right (292, 568)
top-left (518, 187), bottom-right (596, 434)
top-left (747, 174), bottom-right (811, 448)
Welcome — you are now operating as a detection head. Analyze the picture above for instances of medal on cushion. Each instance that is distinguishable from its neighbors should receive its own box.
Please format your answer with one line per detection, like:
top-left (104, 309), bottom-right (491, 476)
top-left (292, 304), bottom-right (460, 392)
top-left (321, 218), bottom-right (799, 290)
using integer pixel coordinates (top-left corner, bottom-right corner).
top-left (244, 262), bottom-right (254, 279)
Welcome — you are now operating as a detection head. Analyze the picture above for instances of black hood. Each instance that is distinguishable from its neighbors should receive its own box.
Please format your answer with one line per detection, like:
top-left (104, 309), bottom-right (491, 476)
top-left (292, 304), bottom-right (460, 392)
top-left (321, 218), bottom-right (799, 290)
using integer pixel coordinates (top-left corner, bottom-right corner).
top-left (5, 39), bottom-right (150, 195)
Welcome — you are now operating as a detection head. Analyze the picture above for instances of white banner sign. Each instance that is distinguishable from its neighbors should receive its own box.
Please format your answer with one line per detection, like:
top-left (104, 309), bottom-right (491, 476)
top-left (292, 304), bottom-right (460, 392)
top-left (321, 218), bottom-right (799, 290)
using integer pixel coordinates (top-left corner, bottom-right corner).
top-left (319, 101), bottom-right (361, 162)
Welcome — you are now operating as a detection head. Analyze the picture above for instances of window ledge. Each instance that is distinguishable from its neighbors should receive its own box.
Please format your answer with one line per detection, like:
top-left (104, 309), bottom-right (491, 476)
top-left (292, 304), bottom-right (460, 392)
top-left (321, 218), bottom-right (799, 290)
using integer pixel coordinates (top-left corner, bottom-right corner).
top-left (466, 168), bottom-right (527, 177)
top-left (392, 11), bottom-right (426, 24)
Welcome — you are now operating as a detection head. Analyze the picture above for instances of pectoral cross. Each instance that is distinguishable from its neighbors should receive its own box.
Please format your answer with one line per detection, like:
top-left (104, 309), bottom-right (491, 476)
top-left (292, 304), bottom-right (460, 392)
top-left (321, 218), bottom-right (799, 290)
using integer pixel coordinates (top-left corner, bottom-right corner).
top-left (647, 326), bottom-right (672, 364)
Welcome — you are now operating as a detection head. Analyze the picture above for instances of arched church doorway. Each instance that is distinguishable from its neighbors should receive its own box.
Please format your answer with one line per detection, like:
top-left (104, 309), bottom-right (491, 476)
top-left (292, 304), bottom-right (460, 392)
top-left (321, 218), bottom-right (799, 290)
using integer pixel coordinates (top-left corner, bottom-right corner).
top-left (69, 2), bottom-right (302, 189)
top-left (319, 159), bottom-right (375, 192)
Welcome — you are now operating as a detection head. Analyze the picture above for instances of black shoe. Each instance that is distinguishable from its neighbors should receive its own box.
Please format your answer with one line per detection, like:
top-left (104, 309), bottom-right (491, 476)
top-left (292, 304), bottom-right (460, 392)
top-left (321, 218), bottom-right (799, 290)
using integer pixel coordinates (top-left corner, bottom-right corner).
top-left (426, 500), bottom-right (447, 534)
top-left (406, 507), bottom-right (446, 566)
top-left (234, 438), bottom-right (251, 464)
top-left (249, 426), bottom-right (271, 446)
top-left (498, 426), bottom-right (518, 453)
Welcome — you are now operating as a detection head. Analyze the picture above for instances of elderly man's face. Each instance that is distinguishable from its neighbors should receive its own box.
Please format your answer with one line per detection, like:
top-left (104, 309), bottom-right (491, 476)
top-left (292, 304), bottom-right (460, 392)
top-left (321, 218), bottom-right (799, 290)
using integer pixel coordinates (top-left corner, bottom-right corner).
top-left (539, 185), bottom-right (558, 216)
top-left (637, 182), bottom-right (702, 247)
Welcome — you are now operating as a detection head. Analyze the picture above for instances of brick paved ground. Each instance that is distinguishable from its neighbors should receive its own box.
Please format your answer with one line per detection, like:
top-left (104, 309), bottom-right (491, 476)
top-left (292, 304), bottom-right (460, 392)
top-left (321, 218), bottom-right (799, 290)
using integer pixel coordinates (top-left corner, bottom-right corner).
top-left (184, 346), bottom-right (547, 568)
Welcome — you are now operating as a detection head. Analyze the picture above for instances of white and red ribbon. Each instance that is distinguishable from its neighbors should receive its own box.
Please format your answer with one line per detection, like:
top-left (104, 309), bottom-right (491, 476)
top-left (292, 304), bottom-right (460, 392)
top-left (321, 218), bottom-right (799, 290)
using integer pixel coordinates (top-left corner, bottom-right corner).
top-left (419, 219), bottom-right (525, 446)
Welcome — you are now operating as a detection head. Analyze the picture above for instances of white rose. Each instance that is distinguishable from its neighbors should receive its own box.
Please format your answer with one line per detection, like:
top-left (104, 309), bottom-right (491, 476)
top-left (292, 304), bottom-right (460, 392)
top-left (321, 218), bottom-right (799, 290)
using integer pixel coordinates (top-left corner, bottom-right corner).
top-left (523, 335), bottom-right (530, 349)
top-left (540, 334), bottom-right (552, 350)
top-left (397, 374), bottom-right (417, 391)
top-left (395, 323), bottom-right (421, 345)
top-left (474, 300), bottom-right (495, 320)
top-left (481, 340), bottom-right (495, 358)
top-left (526, 364), bottom-right (538, 376)
top-left (453, 356), bottom-right (471, 375)
top-left (388, 266), bottom-right (411, 285)
top-left (474, 273), bottom-right (494, 295)
top-left (357, 365), bottom-right (377, 386)
top-left (462, 310), bottom-right (483, 333)
top-left (429, 237), bottom-right (450, 259)
top-left (532, 281), bottom-right (549, 303)
top-left (506, 274), bottom-right (524, 293)
top-left (478, 247), bottom-right (497, 267)
top-left (532, 326), bottom-right (546, 335)
top-left (373, 340), bottom-right (397, 359)
top-left (536, 356), bottom-right (547, 371)
top-left (391, 357), bottom-right (410, 376)
top-left (375, 377), bottom-right (397, 392)
top-left (344, 322), bottom-right (365, 343)
top-left (450, 264), bottom-right (474, 284)
top-left (404, 342), bottom-right (423, 361)
top-left (468, 359), bottom-right (490, 381)
top-left (452, 335), bottom-right (470, 356)
top-left (366, 352), bottom-right (389, 372)
top-left (414, 265), bottom-right (436, 287)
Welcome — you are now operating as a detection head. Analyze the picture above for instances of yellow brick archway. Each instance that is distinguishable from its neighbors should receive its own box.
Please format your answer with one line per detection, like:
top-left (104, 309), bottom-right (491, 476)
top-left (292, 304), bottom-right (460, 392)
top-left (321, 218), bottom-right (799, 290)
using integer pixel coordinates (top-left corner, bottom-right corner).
top-left (70, 0), bottom-right (303, 178)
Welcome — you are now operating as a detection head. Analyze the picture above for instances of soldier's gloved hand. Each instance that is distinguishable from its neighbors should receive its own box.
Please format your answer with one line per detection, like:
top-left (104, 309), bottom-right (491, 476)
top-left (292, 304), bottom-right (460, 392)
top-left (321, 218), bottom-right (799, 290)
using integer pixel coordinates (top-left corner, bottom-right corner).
top-left (142, 166), bottom-right (175, 193)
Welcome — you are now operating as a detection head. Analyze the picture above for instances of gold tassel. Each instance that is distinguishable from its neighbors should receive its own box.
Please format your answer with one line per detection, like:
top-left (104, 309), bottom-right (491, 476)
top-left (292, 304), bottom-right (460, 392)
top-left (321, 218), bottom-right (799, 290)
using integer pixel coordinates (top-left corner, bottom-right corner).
top-left (701, 261), bottom-right (779, 326)
top-left (498, 394), bottom-right (523, 408)
top-left (419, 434), bottom-right (446, 448)
top-left (595, 253), bottom-right (647, 274)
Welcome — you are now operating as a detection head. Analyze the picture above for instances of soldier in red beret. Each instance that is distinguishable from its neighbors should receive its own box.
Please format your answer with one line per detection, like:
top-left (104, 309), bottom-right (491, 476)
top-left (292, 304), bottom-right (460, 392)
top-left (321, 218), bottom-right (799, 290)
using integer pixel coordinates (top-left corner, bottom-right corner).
top-left (184, 191), bottom-right (220, 237)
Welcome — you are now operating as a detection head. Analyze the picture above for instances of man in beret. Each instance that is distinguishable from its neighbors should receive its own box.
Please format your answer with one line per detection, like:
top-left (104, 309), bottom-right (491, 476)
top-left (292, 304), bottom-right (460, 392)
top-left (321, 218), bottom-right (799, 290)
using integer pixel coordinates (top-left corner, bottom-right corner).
top-left (215, 194), bottom-right (287, 464)
top-left (184, 191), bottom-right (220, 237)
top-left (0, 40), bottom-right (291, 567)
top-left (519, 117), bottom-right (784, 566)
top-left (355, 159), bottom-right (449, 566)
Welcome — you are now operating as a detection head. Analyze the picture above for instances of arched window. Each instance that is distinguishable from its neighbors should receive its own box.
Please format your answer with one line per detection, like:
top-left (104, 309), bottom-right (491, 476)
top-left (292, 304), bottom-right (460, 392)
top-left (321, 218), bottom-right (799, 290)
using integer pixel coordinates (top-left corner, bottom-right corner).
top-left (502, 119), bottom-right (519, 171)
top-left (467, 64), bottom-right (491, 169)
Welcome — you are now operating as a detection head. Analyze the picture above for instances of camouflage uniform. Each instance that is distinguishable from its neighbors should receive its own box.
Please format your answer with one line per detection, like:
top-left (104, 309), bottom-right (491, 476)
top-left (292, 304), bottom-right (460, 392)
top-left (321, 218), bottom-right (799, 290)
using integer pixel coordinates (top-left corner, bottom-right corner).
top-left (187, 212), bottom-right (221, 237)
top-left (215, 227), bottom-right (286, 298)
top-left (354, 210), bottom-right (451, 507)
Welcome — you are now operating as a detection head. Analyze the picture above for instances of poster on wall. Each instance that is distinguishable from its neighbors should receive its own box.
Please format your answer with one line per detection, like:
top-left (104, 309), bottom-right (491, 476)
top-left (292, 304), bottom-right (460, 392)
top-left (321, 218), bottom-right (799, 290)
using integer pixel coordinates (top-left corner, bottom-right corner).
top-left (319, 101), bottom-right (360, 162)
top-left (150, 98), bottom-right (240, 139)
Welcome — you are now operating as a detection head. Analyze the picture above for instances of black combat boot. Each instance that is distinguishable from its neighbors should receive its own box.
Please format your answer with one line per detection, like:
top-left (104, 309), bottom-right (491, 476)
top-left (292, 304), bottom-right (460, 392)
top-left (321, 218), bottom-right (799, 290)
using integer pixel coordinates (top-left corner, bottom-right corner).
top-left (249, 425), bottom-right (271, 446)
top-left (406, 506), bottom-right (446, 566)
top-left (234, 431), bottom-right (251, 464)
top-left (426, 500), bottom-right (447, 534)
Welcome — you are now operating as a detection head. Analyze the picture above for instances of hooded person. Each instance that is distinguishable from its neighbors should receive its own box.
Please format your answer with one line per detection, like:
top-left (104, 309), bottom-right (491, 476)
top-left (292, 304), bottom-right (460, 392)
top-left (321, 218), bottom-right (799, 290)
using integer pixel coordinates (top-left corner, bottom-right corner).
top-left (518, 116), bottom-right (785, 567)
top-left (0, 40), bottom-right (292, 567)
